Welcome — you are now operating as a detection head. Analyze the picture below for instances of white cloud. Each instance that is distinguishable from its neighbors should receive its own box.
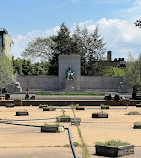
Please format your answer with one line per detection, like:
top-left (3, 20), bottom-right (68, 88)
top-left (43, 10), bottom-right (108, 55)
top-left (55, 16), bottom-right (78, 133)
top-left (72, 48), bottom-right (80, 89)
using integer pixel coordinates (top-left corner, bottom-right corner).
top-left (12, 26), bottom-right (59, 58)
top-left (12, 18), bottom-right (141, 61)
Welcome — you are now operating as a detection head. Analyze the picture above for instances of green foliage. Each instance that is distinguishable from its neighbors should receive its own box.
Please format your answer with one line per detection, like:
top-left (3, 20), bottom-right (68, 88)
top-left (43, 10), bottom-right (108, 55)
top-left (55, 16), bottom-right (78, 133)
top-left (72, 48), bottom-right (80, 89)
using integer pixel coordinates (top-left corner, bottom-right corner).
top-left (126, 54), bottom-right (141, 89)
top-left (134, 121), bottom-right (141, 125)
top-left (60, 115), bottom-right (70, 118)
top-left (39, 104), bottom-right (48, 108)
top-left (96, 139), bottom-right (130, 147)
top-left (100, 104), bottom-right (109, 107)
top-left (21, 23), bottom-right (106, 76)
top-left (73, 141), bottom-right (81, 147)
top-left (44, 123), bottom-right (60, 127)
top-left (104, 66), bottom-right (125, 77)
top-left (22, 37), bottom-right (55, 61)
top-left (12, 57), bottom-right (50, 75)
top-left (0, 52), bottom-right (14, 96)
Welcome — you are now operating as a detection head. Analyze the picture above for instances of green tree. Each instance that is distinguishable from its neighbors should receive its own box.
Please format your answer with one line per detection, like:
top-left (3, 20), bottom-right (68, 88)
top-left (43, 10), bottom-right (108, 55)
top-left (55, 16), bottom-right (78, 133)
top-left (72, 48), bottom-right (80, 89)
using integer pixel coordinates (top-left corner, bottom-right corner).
top-left (0, 48), bottom-right (14, 99)
top-left (104, 66), bottom-right (125, 77)
top-left (126, 54), bottom-right (141, 90)
top-left (48, 23), bottom-right (77, 75)
top-left (21, 37), bottom-right (55, 61)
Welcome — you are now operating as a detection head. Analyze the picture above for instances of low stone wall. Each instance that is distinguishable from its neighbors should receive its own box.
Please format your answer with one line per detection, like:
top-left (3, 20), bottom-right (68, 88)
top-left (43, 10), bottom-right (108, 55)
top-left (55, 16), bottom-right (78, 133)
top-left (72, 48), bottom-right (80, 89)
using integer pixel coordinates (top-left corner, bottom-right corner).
top-left (16, 75), bottom-right (124, 92)
top-left (16, 75), bottom-right (59, 91)
top-left (81, 76), bottom-right (123, 90)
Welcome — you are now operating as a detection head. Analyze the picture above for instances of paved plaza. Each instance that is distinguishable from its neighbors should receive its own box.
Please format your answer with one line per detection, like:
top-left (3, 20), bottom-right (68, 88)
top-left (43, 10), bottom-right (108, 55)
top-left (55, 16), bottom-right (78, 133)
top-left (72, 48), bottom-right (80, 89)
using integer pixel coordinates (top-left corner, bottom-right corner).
top-left (0, 106), bottom-right (141, 157)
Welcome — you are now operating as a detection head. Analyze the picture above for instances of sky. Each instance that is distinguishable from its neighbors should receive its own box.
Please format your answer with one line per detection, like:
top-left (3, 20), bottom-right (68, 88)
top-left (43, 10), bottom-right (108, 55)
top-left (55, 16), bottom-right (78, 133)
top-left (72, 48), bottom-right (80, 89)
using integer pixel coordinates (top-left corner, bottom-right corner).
top-left (0, 0), bottom-right (141, 60)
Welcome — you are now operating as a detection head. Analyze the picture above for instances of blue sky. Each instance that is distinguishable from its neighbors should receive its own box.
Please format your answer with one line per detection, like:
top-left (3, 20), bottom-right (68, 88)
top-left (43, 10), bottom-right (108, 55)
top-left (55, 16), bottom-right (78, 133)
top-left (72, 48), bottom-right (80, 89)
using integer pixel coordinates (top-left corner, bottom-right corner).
top-left (0, 0), bottom-right (141, 60)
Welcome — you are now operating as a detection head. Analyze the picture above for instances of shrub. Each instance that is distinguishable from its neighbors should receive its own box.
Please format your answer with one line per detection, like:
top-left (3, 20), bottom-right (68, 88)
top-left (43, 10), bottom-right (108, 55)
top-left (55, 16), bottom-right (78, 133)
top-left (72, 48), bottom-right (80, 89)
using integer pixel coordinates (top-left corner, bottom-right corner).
top-left (95, 139), bottom-right (130, 147)
top-left (100, 104), bottom-right (109, 107)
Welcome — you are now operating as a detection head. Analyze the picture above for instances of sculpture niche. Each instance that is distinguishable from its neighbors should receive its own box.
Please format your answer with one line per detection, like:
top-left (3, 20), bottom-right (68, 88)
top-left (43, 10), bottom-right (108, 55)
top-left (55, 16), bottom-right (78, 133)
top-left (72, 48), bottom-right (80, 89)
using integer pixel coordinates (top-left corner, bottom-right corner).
top-left (65, 66), bottom-right (75, 90)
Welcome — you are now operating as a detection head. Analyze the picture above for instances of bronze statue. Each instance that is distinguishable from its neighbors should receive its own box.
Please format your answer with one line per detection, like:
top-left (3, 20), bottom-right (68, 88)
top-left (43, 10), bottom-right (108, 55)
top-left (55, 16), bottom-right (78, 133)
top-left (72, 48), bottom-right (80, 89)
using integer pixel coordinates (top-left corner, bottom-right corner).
top-left (66, 66), bottom-right (74, 80)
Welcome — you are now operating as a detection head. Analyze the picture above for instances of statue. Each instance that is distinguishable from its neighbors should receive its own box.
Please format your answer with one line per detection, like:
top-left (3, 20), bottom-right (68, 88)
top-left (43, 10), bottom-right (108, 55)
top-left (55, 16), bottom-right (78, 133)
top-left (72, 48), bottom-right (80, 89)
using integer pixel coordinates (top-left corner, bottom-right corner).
top-left (66, 66), bottom-right (74, 80)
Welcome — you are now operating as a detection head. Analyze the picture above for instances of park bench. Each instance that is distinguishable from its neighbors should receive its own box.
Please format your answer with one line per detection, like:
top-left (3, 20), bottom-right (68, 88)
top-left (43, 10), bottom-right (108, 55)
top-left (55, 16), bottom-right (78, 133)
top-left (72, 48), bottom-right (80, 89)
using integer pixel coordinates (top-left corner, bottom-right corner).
top-left (71, 118), bottom-right (81, 125)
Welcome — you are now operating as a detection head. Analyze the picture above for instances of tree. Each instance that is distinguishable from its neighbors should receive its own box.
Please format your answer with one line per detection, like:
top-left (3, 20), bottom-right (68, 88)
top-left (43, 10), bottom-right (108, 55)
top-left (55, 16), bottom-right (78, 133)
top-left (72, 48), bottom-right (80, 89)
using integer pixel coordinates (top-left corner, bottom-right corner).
top-left (22, 23), bottom-right (106, 75)
top-left (73, 25), bottom-right (106, 75)
top-left (48, 23), bottom-right (76, 75)
top-left (12, 57), bottom-right (50, 76)
top-left (126, 54), bottom-right (141, 94)
top-left (104, 66), bottom-right (125, 77)
top-left (0, 48), bottom-right (14, 99)
top-left (135, 19), bottom-right (141, 28)
top-left (22, 37), bottom-right (55, 61)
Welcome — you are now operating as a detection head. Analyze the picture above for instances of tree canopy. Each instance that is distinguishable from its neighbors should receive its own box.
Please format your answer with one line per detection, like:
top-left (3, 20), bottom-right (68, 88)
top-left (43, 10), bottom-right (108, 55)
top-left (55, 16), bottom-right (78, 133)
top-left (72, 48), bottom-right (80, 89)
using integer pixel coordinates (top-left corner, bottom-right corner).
top-left (22, 23), bottom-right (106, 75)
top-left (0, 47), bottom-right (14, 97)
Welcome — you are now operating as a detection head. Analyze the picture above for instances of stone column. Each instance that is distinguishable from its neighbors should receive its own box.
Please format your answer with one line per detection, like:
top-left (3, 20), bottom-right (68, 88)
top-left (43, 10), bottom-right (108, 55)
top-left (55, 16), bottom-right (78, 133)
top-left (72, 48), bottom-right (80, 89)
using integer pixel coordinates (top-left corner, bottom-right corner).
top-left (59, 55), bottom-right (81, 90)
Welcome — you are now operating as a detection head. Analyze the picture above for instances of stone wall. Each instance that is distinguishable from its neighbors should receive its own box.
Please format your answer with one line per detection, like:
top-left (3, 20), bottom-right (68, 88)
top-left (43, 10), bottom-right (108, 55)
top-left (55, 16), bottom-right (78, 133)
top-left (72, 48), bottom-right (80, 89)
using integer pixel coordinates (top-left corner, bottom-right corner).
top-left (81, 76), bottom-right (123, 90)
top-left (17, 75), bottom-right (123, 92)
top-left (16, 76), bottom-right (59, 91)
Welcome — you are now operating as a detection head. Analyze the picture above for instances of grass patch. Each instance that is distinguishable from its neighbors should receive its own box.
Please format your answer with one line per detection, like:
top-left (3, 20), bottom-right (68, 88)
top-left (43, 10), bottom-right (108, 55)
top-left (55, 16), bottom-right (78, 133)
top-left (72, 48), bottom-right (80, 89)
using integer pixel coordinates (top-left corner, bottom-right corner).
top-left (73, 141), bottom-right (81, 147)
top-left (60, 114), bottom-right (70, 118)
top-left (39, 104), bottom-right (48, 108)
top-left (95, 139), bottom-right (130, 147)
top-left (100, 103), bottom-right (109, 107)
top-left (134, 121), bottom-right (141, 125)
top-left (63, 144), bottom-right (70, 147)
top-left (127, 111), bottom-right (141, 115)
top-left (43, 123), bottom-right (60, 127)
top-left (72, 109), bottom-right (91, 158)
top-left (36, 93), bottom-right (104, 96)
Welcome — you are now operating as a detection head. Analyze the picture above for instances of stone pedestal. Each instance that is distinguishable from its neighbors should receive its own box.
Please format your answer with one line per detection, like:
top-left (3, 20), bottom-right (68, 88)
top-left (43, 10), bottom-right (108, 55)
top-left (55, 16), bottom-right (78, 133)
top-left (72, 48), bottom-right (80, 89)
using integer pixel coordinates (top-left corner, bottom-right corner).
top-left (59, 55), bottom-right (81, 90)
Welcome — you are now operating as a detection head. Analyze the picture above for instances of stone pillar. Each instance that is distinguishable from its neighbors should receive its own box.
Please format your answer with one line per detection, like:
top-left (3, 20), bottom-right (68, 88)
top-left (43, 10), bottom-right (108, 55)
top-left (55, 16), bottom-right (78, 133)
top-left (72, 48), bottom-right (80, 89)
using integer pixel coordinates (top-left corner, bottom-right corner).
top-left (59, 55), bottom-right (81, 90)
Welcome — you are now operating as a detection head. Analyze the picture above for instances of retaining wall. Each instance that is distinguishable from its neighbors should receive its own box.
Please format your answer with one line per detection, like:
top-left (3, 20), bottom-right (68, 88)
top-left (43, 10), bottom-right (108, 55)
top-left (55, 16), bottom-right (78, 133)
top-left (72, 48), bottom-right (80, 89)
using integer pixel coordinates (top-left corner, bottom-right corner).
top-left (16, 75), bottom-right (123, 91)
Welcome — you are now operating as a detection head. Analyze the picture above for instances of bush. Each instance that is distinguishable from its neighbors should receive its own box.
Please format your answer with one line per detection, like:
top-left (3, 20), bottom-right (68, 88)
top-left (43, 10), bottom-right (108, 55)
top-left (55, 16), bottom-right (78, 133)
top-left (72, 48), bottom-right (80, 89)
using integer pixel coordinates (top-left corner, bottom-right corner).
top-left (100, 104), bottom-right (109, 107)
top-left (95, 139), bottom-right (130, 147)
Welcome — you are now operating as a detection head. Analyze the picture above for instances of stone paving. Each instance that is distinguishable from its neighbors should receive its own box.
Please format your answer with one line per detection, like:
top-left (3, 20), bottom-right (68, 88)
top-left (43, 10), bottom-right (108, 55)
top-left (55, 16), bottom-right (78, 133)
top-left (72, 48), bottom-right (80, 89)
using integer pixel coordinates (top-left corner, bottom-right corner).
top-left (0, 106), bottom-right (141, 157)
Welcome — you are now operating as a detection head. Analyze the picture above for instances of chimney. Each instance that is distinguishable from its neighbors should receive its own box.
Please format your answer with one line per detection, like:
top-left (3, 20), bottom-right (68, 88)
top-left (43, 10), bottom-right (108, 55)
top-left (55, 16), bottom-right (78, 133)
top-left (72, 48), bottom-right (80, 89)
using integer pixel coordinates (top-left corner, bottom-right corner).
top-left (107, 51), bottom-right (112, 61)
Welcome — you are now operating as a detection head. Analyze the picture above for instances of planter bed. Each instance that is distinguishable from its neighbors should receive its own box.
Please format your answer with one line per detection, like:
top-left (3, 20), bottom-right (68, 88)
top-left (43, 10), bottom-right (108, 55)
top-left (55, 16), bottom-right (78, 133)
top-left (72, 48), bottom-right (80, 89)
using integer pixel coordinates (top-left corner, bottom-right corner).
top-left (56, 117), bottom-right (71, 122)
top-left (41, 126), bottom-right (58, 133)
top-left (101, 106), bottom-right (109, 109)
top-left (6, 104), bottom-right (15, 108)
top-left (76, 107), bottom-right (85, 110)
top-left (39, 105), bottom-right (48, 108)
top-left (95, 144), bottom-right (134, 157)
top-left (134, 124), bottom-right (141, 129)
top-left (16, 111), bottom-right (29, 116)
top-left (136, 104), bottom-right (141, 107)
top-left (92, 113), bottom-right (108, 118)
top-left (43, 107), bottom-right (56, 111)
